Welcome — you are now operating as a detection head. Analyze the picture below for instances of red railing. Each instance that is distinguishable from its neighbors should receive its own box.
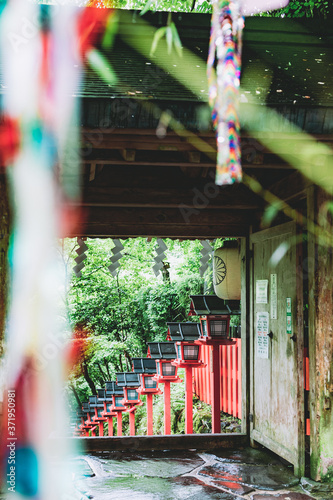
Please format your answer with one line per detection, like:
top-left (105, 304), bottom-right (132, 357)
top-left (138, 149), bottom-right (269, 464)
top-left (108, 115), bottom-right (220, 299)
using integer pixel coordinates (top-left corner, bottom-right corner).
top-left (193, 339), bottom-right (242, 419)
top-left (304, 347), bottom-right (310, 436)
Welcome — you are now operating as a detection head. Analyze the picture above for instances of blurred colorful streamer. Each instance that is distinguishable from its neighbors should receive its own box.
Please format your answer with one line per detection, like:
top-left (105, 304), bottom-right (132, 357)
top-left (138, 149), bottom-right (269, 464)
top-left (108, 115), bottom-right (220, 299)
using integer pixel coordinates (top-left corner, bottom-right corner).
top-left (207, 0), bottom-right (289, 185)
top-left (207, 0), bottom-right (244, 186)
top-left (0, 0), bottom-right (104, 497)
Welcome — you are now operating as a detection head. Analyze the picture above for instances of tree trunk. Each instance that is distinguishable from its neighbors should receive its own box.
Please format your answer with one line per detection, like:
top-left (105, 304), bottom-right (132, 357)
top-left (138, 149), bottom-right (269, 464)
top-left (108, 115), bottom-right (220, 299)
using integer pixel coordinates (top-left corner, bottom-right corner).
top-left (97, 362), bottom-right (107, 381)
top-left (103, 359), bottom-right (112, 380)
top-left (0, 174), bottom-right (10, 356)
top-left (82, 360), bottom-right (97, 395)
top-left (118, 354), bottom-right (123, 372)
top-left (69, 383), bottom-right (82, 408)
top-left (124, 350), bottom-right (132, 372)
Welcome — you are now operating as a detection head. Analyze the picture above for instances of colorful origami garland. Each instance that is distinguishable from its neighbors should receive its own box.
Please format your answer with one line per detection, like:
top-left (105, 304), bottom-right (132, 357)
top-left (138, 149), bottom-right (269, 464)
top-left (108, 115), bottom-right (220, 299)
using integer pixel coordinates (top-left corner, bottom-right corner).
top-left (207, 0), bottom-right (244, 185)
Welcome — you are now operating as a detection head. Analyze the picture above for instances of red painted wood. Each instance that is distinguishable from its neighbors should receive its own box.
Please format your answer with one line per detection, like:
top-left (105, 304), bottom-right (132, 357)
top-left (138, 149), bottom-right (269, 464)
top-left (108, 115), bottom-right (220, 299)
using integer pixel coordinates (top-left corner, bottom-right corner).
top-left (222, 345), bottom-right (227, 413)
top-left (98, 421), bottom-right (104, 436)
top-left (211, 344), bottom-right (221, 433)
top-left (193, 340), bottom-right (242, 420)
top-left (116, 412), bottom-right (123, 436)
top-left (107, 417), bottom-right (113, 436)
top-left (185, 366), bottom-right (193, 434)
top-left (238, 339), bottom-right (242, 418)
top-left (147, 393), bottom-right (153, 436)
top-left (164, 382), bottom-right (171, 435)
top-left (129, 410), bottom-right (135, 436)
top-left (227, 345), bottom-right (232, 415)
top-left (304, 348), bottom-right (310, 436)
top-left (232, 343), bottom-right (236, 417)
top-left (205, 345), bottom-right (210, 404)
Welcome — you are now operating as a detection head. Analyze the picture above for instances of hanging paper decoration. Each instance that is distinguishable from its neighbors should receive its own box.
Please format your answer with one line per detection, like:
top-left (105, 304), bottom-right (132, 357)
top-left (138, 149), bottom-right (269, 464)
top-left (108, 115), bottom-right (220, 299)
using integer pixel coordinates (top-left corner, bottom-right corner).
top-left (207, 0), bottom-right (290, 185)
top-left (73, 238), bottom-right (88, 277)
top-left (153, 239), bottom-right (168, 277)
top-left (199, 240), bottom-right (214, 277)
top-left (207, 0), bottom-right (244, 186)
top-left (108, 239), bottom-right (124, 276)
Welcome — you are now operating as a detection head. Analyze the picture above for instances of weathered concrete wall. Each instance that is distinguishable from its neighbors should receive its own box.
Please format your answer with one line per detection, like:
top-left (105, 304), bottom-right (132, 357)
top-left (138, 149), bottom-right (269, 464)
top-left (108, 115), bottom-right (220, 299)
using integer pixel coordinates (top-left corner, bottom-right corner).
top-left (0, 173), bottom-right (10, 355)
top-left (308, 187), bottom-right (333, 482)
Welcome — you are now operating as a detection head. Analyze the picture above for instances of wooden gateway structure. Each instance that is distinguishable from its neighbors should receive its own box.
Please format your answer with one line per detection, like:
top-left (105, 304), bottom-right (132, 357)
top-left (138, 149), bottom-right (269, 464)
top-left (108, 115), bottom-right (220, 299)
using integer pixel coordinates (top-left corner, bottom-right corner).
top-left (1, 10), bottom-right (333, 483)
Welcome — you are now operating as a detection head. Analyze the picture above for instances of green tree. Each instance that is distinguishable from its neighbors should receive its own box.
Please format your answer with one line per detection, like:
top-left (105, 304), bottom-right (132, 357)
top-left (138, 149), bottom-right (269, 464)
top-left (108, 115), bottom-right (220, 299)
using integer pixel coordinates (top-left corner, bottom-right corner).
top-left (64, 237), bottom-right (206, 405)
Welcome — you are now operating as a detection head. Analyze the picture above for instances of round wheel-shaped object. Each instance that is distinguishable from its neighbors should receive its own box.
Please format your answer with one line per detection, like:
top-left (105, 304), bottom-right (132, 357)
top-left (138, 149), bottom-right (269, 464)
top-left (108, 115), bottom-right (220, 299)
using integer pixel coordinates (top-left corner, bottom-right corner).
top-left (213, 246), bottom-right (241, 300)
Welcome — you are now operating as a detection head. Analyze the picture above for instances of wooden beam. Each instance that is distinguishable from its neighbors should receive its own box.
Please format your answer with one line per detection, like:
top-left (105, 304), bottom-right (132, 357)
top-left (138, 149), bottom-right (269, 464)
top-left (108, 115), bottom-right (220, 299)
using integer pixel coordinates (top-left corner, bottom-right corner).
top-left (268, 171), bottom-right (312, 203)
top-left (70, 205), bottom-right (253, 238)
top-left (82, 129), bottom-right (333, 156)
top-left (71, 225), bottom-right (249, 239)
top-left (81, 207), bottom-right (253, 226)
top-left (82, 186), bottom-right (263, 210)
top-left (81, 158), bottom-right (295, 170)
top-left (82, 138), bottom-right (216, 153)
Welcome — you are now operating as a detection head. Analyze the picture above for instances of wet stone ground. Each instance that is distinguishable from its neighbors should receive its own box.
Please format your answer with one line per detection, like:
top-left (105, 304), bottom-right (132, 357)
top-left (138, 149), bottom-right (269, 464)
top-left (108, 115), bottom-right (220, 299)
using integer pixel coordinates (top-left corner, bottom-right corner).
top-left (69, 448), bottom-right (331, 500)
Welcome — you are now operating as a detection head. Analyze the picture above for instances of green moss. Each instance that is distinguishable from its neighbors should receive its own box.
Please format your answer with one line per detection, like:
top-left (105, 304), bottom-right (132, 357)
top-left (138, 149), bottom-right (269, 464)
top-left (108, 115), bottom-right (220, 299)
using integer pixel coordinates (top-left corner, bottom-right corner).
top-left (320, 466), bottom-right (333, 483)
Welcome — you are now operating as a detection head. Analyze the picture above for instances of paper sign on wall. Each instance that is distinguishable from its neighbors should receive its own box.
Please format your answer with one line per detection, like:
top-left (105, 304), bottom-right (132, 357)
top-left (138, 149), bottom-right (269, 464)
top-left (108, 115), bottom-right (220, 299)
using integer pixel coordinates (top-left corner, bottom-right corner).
top-left (256, 311), bottom-right (269, 359)
top-left (270, 274), bottom-right (277, 320)
top-left (256, 280), bottom-right (268, 304)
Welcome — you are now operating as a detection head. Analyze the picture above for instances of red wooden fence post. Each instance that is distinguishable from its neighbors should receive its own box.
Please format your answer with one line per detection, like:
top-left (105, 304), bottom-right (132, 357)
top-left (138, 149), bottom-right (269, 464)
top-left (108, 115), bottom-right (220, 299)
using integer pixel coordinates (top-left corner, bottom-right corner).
top-left (164, 381), bottom-right (171, 435)
top-left (129, 409), bottom-right (136, 436)
top-left (117, 412), bottom-right (123, 436)
top-left (98, 421), bottom-right (104, 436)
top-left (107, 417), bottom-right (113, 436)
top-left (185, 365), bottom-right (194, 434)
top-left (211, 343), bottom-right (221, 433)
top-left (146, 393), bottom-right (154, 436)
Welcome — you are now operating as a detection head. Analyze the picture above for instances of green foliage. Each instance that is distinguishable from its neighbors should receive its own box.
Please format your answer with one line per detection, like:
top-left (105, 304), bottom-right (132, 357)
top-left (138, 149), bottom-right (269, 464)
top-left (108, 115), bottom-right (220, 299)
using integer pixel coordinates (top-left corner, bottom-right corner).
top-left (259, 0), bottom-right (330, 17)
top-left (64, 237), bottom-right (205, 405)
top-left (102, 0), bottom-right (330, 16)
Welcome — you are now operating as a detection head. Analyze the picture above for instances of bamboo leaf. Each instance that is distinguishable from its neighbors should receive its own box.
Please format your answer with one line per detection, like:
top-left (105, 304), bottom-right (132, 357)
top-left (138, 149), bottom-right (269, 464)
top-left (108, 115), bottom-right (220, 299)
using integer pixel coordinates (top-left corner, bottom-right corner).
top-left (166, 25), bottom-right (173, 54)
top-left (102, 13), bottom-right (119, 49)
top-left (150, 26), bottom-right (167, 56)
top-left (140, 0), bottom-right (155, 16)
top-left (87, 49), bottom-right (118, 86)
top-left (171, 22), bottom-right (183, 57)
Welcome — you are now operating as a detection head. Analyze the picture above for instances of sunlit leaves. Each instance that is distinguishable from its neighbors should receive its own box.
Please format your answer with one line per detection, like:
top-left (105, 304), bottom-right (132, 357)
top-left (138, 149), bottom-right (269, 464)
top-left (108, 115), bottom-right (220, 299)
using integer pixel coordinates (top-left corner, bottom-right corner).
top-left (150, 13), bottom-right (182, 57)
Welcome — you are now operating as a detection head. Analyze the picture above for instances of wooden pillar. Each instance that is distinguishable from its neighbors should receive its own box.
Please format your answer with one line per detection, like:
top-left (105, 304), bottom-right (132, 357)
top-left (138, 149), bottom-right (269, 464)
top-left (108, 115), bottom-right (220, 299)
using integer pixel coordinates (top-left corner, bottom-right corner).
top-left (241, 236), bottom-right (250, 434)
top-left (116, 412), bottom-right (123, 436)
top-left (164, 382), bottom-right (171, 435)
top-left (146, 393), bottom-right (154, 436)
top-left (129, 409), bottom-right (135, 436)
top-left (107, 417), bottom-right (114, 436)
top-left (98, 421), bottom-right (104, 436)
top-left (185, 365), bottom-right (193, 434)
top-left (211, 344), bottom-right (221, 433)
top-left (308, 186), bottom-right (333, 481)
top-left (0, 173), bottom-right (10, 355)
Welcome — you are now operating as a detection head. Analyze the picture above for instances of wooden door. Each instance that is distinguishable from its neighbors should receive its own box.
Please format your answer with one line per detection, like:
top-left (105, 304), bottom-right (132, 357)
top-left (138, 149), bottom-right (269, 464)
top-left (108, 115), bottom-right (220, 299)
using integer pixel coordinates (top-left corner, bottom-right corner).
top-left (250, 222), bottom-right (305, 476)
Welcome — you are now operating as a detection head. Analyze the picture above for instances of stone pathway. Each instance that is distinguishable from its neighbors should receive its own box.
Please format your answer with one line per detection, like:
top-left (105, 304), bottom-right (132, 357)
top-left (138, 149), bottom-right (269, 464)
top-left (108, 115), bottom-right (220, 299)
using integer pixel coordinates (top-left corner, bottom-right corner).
top-left (68, 447), bottom-right (332, 500)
